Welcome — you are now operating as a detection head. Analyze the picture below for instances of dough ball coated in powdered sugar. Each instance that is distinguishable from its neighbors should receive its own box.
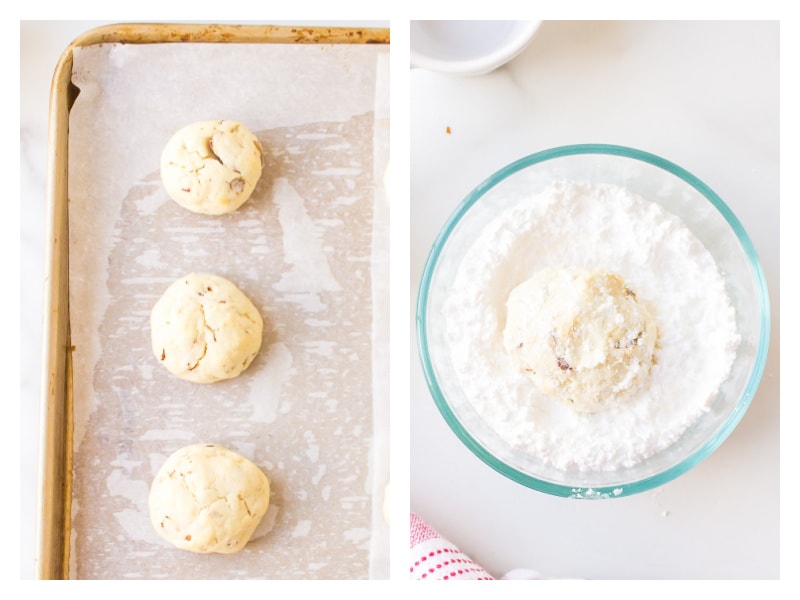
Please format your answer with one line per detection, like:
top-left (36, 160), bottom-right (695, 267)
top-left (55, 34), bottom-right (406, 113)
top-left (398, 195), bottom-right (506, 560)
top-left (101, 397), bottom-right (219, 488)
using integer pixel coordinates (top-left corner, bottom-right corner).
top-left (503, 266), bottom-right (658, 413)
top-left (160, 120), bottom-right (263, 215)
top-left (150, 273), bottom-right (263, 384)
top-left (148, 444), bottom-right (270, 554)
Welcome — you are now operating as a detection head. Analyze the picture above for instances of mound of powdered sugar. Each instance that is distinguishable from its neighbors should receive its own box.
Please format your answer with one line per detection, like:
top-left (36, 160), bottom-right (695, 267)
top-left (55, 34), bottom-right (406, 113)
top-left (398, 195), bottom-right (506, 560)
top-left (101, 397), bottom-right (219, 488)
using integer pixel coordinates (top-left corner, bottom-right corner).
top-left (443, 180), bottom-right (740, 471)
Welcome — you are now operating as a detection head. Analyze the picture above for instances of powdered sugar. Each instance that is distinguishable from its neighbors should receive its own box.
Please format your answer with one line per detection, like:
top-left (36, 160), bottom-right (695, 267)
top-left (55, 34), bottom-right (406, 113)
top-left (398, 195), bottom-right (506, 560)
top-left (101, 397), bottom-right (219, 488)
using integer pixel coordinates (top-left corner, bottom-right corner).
top-left (443, 180), bottom-right (740, 471)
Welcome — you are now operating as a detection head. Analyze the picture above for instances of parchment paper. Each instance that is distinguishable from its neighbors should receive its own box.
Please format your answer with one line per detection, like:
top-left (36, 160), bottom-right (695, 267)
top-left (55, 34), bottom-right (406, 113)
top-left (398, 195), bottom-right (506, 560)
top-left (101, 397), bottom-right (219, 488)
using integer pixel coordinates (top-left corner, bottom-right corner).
top-left (67, 39), bottom-right (389, 579)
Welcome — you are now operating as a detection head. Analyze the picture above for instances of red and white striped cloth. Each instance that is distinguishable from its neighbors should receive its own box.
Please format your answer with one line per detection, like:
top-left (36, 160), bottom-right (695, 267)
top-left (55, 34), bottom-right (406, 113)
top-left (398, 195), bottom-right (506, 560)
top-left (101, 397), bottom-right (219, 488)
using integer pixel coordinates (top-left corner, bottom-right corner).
top-left (410, 512), bottom-right (543, 580)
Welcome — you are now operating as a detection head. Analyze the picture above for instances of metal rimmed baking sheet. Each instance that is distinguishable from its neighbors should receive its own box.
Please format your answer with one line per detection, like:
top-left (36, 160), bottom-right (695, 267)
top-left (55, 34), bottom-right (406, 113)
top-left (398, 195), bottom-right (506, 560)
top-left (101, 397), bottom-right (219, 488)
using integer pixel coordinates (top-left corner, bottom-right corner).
top-left (38, 22), bottom-right (389, 580)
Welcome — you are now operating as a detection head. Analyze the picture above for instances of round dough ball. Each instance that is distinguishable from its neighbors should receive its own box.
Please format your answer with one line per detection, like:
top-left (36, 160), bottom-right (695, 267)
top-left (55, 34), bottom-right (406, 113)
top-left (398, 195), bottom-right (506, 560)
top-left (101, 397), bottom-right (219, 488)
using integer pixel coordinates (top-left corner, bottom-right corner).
top-left (503, 266), bottom-right (658, 412)
top-left (160, 120), bottom-right (263, 215)
top-left (149, 444), bottom-right (270, 554)
top-left (151, 273), bottom-right (263, 384)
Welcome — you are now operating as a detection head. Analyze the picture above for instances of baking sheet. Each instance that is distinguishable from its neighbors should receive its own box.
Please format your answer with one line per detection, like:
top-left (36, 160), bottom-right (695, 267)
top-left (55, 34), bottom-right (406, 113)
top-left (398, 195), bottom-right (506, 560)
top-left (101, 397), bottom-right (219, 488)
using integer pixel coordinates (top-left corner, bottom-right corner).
top-left (66, 39), bottom-right (389, 579)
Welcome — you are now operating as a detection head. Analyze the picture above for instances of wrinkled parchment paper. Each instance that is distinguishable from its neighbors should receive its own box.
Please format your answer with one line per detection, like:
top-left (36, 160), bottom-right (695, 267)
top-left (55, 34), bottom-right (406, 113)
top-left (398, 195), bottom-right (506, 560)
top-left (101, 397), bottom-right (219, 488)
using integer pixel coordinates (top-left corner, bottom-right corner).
top-left (67, 39), bottom-right (389, 579)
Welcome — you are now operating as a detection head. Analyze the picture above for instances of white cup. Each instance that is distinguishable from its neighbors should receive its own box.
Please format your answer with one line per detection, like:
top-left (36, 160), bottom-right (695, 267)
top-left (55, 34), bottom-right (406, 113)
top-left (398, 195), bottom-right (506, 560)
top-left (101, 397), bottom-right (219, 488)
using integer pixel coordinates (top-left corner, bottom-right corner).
top-left (410, 20), bottom-right (542, 76)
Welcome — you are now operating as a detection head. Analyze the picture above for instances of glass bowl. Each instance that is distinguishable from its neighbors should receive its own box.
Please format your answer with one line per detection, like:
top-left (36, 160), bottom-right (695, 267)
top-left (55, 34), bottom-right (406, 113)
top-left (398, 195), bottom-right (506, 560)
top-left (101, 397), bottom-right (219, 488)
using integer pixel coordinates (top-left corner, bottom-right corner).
top-left (416, 144), bottom-right (770, 498)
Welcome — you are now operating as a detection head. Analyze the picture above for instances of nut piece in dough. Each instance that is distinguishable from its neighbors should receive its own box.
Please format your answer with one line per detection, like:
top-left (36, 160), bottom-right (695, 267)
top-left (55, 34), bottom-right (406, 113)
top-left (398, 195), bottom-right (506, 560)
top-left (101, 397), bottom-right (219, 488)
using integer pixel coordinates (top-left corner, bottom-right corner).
top-left (503, 266), bottom-right (658, 412)
top-left (149, 444), bottom-right (270, 554)
top-left (151, 273), bottom-right (263, 384)
top-left (160, 120), bottom-right (263, 215)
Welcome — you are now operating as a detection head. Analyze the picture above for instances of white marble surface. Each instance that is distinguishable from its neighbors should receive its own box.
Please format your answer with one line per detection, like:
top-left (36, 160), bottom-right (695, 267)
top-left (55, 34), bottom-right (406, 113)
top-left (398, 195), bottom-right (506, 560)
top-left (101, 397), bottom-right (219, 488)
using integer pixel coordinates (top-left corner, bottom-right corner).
top-left (410, 20), bottom-right (780, 579)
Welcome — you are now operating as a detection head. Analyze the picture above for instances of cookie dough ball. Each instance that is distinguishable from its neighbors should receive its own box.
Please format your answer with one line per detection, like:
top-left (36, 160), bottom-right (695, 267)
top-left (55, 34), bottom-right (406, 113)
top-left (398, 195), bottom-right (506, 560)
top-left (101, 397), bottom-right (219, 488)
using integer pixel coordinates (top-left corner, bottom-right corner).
top-left (161, 120), bottom-right (263, 215)
top-left (503, 267), bottom-right (658, 412)
top-left (149, 444), bottom-right (270, 554)
top-left (151, 273), bottom-right (263, 384)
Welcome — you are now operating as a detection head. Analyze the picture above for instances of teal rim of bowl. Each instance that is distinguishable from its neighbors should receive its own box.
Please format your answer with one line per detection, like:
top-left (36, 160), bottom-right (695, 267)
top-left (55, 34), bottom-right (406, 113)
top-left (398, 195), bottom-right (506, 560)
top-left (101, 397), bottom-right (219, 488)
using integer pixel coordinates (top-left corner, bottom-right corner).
top-left (415, 143), bottom-right (770, 498)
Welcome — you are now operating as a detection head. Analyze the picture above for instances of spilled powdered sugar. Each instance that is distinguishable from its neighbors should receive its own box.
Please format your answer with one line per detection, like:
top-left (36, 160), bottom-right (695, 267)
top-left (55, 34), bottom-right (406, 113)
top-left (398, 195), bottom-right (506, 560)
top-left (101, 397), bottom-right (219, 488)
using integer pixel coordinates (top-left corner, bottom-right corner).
top-left (444, 180), bottom-right (740, 471)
